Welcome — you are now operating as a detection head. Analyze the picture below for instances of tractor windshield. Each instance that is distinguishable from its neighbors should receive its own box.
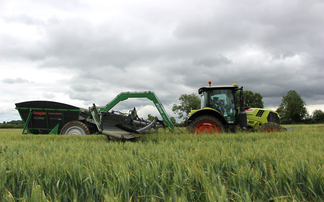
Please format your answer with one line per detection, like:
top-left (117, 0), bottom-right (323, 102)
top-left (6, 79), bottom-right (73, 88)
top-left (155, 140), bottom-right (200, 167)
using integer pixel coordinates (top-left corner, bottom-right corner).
top-left (201, 89), bottom-right (236, 123)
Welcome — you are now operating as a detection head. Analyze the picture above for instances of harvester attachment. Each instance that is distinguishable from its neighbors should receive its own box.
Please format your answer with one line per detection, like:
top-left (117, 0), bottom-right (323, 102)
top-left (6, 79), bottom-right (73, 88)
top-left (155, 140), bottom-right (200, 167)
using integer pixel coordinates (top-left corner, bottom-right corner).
top-left (90, 104), bottom-right (165, 140)
top-left (89, 104), bottom-right (135, 140)
top-left (91, 91), bottom-right (175, 140)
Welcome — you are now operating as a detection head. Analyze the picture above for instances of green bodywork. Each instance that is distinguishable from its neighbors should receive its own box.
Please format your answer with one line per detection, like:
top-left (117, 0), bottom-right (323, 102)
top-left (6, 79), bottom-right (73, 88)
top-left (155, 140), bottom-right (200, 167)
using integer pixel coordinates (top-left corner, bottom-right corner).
top-left (245, 108), bottom-right (280, 130)
top-left (188, 107), bottom-right (232, 123)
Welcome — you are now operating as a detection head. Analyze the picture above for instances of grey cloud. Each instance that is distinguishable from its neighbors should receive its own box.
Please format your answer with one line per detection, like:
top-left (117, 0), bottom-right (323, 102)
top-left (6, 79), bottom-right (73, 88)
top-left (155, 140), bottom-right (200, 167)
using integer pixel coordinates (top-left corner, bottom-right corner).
top-left (70, 84), bottom-right (101, 93)
top-left (4, 14), bottom-right (44, 25)
top-left (193, 55), bottom-right (232, 67)
top-left (35, 19), bottom-right (156, 69)
top-left (69, 91), bottom-right (95, 102)
top-left (2, 78), bottom-right (31, 84)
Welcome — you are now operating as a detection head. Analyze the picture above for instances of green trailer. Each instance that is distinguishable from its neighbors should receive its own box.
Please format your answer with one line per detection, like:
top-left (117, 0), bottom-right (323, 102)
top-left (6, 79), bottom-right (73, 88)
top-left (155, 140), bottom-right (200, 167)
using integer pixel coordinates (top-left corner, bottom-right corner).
top-left (15, 101), bottom-right (84, 135)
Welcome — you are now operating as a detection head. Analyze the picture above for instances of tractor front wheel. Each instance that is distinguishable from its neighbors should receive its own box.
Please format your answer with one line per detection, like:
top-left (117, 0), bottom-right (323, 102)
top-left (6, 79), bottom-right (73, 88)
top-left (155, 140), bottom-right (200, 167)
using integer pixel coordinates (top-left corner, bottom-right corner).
top-left (188, 115), bottom-right (223, 134)
top-left (259, 122), bottom-right (282, 133)
top-left (60, 121), bottom-right (90, 135)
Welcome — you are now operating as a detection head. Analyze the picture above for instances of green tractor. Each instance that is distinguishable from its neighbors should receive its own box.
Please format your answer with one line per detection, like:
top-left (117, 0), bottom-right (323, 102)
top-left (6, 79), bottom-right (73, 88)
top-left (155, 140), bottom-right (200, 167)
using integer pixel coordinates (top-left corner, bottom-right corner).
top-left (186, 81), bottom-right (283, 134)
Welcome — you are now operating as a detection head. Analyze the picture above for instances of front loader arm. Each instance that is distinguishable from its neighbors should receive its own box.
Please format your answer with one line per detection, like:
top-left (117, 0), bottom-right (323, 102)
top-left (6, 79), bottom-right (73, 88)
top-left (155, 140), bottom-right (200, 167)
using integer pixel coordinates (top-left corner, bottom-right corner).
top-left (99, 91), bottom-right (175, 131)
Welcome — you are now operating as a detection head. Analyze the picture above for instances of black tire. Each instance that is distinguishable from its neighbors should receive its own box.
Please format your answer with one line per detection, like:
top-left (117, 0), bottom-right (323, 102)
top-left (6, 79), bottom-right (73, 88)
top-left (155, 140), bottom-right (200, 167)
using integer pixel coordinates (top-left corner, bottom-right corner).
top-left (259, 122), bottom-right (282, 133)
top-left (60, 121), bottom-right (90, 135)
top-left (188, 115), bottom-right (224, 134)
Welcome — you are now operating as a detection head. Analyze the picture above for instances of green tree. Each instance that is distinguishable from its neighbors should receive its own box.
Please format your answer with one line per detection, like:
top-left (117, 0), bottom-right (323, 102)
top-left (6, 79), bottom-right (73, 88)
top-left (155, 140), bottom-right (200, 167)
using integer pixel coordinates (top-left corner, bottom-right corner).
top-left (235, 90), bottom-right (264, 108)
top-left (147, 114), bottom-right (158, 121)
top-left (172, 93), bottom-right (200, 119)
top-left (170, 117), bottom-right (176, 125)
top-left (276, 90), bottom-right (307, 124)
top-left (312, 110), bottom-right (324, 123)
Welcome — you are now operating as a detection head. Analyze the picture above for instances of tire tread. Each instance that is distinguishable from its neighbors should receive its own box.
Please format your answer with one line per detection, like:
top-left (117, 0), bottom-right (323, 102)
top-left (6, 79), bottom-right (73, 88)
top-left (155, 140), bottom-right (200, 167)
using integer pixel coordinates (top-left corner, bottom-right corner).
top-left (60, 120), bottom-right (90, 135)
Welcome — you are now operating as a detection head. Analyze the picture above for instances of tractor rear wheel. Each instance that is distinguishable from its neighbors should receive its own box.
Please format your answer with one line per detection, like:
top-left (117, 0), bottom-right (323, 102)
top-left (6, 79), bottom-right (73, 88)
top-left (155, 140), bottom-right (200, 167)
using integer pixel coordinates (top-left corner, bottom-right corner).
top-left (259, 122), bottom-right (282, 133)
top-left (188, 115), bottom-right (223, 134)
top-left (60, 121), bottom-right (90, 135)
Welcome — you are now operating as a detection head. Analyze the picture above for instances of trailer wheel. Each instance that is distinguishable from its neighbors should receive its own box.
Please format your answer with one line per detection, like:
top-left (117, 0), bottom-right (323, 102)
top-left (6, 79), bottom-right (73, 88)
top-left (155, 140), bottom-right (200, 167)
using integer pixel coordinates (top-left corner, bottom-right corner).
top-left (60, 121), bottom-right (90, 135)
top-left (259, 122), bottom-right (281, 133)
top-left (188, 115), bottom-right (223, 134)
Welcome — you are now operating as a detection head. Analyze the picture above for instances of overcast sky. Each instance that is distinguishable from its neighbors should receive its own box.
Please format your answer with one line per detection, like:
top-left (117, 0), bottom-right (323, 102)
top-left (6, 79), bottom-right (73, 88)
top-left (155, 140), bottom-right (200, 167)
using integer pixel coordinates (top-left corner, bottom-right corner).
top-left (1, 0), bottom-right (324, 122)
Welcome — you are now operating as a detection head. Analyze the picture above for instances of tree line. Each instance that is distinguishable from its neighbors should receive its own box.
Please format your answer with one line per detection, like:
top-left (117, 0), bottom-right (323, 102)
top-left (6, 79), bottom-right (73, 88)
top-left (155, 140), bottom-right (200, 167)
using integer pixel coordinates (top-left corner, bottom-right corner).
top-left (0, 120), bottom-right (24, 128)
top-left (171, 90), bottom-right (324, 125)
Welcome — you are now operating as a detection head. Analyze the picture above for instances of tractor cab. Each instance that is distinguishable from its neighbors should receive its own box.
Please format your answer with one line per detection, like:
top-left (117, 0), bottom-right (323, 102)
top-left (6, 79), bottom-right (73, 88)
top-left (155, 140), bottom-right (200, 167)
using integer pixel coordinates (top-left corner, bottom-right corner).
top-left (198, 84), bottom-right (238, 124)
top-left (186, 81), bottom-right (247, 133)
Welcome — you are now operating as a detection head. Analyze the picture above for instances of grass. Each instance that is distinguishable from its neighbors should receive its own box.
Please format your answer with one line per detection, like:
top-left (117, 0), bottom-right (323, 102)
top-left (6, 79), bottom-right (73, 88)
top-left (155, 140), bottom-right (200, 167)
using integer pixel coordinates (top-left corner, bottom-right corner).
top-left (0, 125), bottom-right (324, 201)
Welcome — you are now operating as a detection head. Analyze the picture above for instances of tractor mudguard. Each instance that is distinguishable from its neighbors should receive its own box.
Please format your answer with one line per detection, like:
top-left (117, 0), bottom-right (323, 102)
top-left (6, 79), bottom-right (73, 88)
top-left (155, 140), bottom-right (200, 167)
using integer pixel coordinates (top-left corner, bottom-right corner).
top-left (186, 108), bottom-right (228, 128)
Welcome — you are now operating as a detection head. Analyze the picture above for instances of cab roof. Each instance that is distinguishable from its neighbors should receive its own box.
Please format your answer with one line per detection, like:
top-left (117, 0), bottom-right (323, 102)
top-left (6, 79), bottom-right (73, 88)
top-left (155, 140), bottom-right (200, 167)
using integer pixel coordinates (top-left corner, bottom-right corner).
top-left (198, 84), bottom-right (239, 94)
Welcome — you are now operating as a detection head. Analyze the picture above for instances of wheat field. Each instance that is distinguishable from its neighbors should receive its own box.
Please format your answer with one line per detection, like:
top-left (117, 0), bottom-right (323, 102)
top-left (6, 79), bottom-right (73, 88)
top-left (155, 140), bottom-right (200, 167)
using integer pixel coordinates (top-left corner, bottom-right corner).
top-left (0, 125), bottom-right (323, 201)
